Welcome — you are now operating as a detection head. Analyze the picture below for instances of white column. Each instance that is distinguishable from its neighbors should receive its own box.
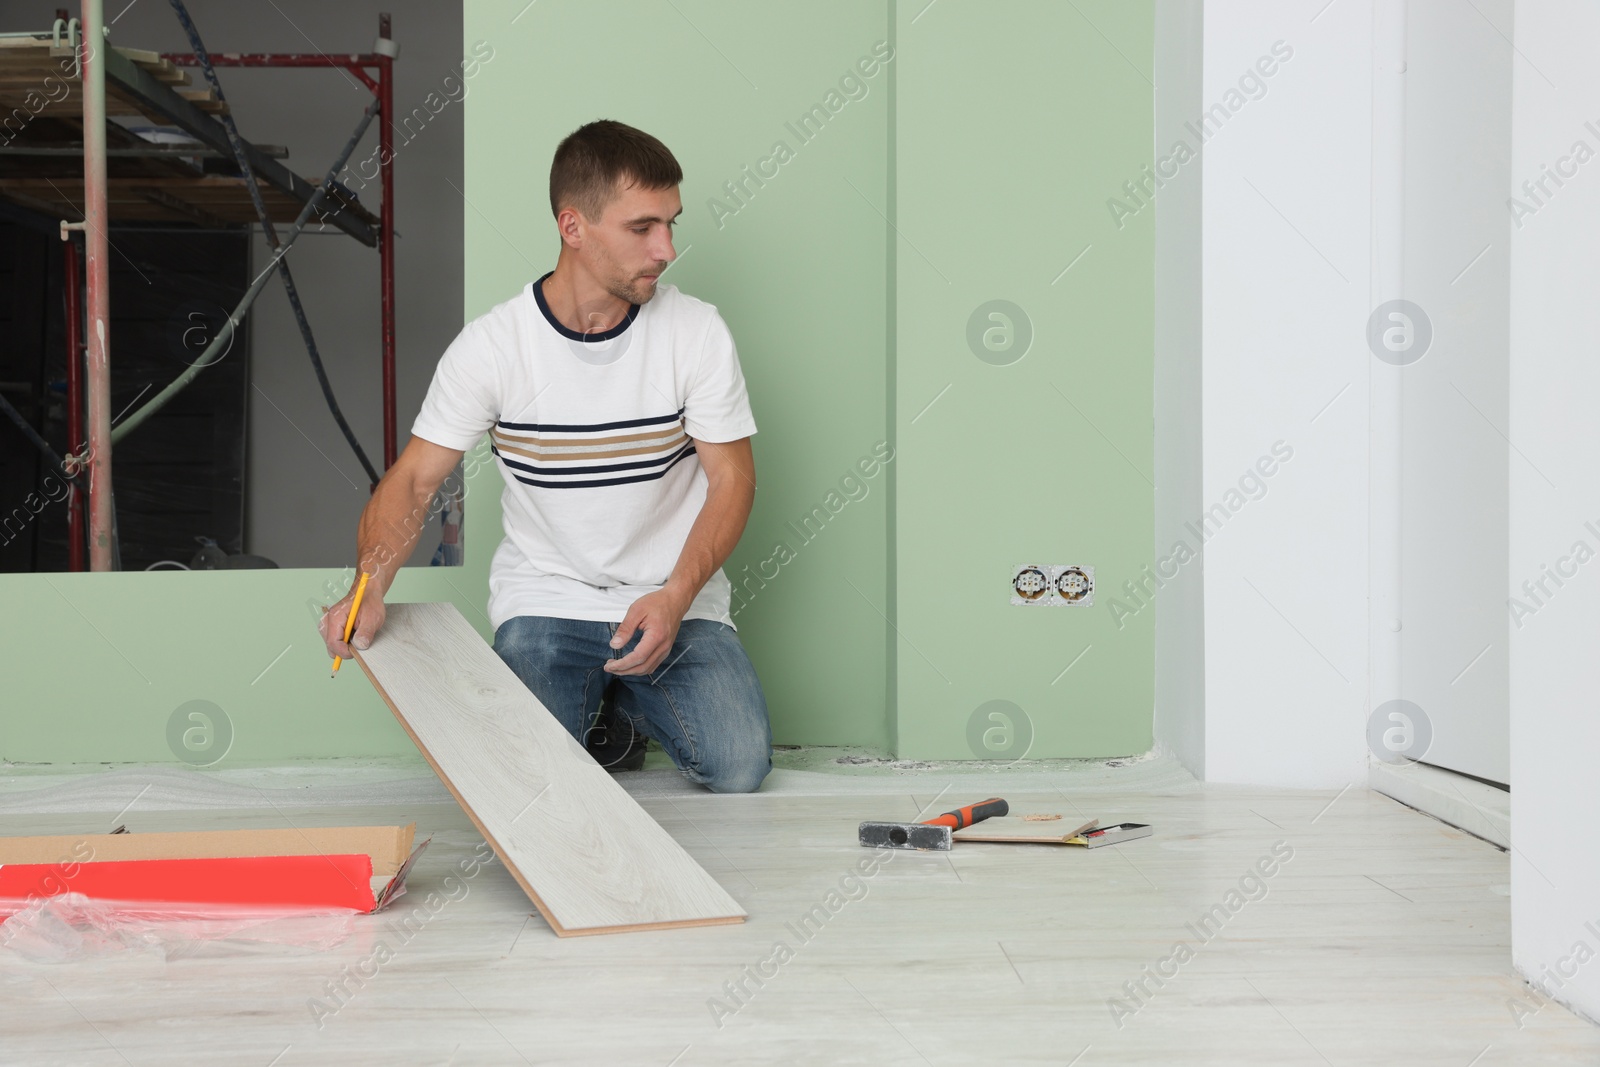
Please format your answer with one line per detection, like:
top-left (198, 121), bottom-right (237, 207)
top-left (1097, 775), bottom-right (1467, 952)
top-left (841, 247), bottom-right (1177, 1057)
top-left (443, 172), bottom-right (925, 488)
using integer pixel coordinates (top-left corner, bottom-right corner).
top-left (1192, 1), bottom-right (1374, 786)
top-left (1509, 0), bottom-right (1600, 1023)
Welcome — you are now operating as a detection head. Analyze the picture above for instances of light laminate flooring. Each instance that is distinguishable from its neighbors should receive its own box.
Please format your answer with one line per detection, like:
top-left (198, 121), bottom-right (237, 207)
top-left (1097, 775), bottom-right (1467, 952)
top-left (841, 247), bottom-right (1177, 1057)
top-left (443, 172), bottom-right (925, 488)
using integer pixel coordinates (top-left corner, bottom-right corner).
top-left (0, 757), bottom-right (1590, 1066)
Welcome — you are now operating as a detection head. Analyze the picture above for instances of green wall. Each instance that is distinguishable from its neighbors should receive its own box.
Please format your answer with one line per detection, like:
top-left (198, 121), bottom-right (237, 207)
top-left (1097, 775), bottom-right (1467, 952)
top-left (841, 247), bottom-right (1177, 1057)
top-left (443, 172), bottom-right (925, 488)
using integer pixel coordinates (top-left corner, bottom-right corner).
top-left (0, 0), bottom-right (1152, 765)
top-left (891, 1), bottom-right (1155, 758)
top-left (462, 0), bottom-right (894, 749)
top-left (0, 498), bottom-right (498, 765)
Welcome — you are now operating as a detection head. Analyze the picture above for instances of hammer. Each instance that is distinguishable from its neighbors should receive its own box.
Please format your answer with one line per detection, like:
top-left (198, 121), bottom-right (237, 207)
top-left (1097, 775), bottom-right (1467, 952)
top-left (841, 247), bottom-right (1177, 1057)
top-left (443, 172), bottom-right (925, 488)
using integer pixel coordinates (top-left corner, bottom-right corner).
top-left (858, 797), bottom-right (1009, 852)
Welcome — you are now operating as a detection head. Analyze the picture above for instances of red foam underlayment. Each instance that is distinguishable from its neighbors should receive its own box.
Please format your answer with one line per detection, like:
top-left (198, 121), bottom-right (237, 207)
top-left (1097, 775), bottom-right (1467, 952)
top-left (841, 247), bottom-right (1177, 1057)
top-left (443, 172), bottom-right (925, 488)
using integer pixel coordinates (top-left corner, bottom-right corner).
top-left (0, 854), bottom-right (376, 915)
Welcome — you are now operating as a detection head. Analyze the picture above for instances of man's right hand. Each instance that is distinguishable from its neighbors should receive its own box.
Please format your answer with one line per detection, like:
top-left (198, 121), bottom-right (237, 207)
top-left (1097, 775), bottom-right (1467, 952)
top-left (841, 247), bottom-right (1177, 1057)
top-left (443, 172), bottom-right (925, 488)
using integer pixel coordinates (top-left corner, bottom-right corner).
top-left (320, 585), bottom-right (387, 660)
top-left (320, 434), bottom-right (465, 662)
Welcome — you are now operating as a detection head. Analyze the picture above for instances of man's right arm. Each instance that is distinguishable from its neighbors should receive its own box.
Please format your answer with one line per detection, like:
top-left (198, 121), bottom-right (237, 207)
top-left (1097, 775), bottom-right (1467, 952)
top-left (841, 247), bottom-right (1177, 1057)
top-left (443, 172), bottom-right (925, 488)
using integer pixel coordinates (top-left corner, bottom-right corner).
top-left (318, 435), bottom-right (465, 658)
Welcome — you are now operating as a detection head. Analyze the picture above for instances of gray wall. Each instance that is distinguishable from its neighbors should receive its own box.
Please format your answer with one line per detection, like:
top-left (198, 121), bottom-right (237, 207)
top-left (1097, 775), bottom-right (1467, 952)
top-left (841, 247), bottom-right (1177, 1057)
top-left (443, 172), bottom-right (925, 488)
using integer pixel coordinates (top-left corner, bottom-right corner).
top-left (30, 0), bottom-right (466, 568)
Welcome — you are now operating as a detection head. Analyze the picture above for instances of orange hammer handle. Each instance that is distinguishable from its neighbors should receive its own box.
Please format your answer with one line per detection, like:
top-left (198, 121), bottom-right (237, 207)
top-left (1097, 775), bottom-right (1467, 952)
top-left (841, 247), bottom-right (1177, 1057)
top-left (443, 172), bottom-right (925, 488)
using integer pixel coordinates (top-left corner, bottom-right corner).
top-left (922, 797), bottom-right (1009, 829)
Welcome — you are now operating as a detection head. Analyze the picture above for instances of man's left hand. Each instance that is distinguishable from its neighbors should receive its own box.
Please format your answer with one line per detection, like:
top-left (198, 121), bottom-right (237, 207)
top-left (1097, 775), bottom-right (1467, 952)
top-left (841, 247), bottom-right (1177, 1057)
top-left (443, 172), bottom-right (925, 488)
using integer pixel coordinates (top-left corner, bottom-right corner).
top-left (605, 586), bottom-right (692, 676)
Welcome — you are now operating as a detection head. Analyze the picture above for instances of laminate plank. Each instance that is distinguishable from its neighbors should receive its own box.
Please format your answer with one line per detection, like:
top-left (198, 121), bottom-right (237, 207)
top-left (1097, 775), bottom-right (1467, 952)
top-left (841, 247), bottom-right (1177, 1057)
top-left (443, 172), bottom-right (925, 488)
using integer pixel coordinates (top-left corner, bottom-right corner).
top-left (355, 602), bottom-right (746, 936)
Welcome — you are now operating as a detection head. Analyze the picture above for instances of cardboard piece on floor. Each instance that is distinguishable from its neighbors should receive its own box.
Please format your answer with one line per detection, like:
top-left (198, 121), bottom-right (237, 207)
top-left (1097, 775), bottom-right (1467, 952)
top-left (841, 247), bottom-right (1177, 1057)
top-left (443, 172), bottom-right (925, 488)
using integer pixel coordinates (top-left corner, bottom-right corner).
top-left (0, 824), bottom-right (415, 875)
top-left (355, 602), bottom-right (746, 937)
top-left (953, 817), bottom-right (1101, 845)
top-left (0, 826), bottom-right (427, 917)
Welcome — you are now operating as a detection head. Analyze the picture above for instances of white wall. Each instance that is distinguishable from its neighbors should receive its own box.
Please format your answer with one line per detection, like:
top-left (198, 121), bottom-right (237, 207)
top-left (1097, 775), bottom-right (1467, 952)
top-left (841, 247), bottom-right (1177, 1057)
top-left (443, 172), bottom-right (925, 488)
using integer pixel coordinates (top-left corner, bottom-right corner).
top-left (95, 0), bottom-right (466, 568)
top-left (1194, 0), bottom-right (1372, 787)
top-left (1396, 0), bottom-right (1512, 785)
top-left (1156, 0), bottom-right (1600, 1024)
top-left (1149, 1), bottom-right (1516, 792)
top-left (1509, 0), bottom-right (1600, 1024)
top-left (1152, 0), bottom-right (1206, 775)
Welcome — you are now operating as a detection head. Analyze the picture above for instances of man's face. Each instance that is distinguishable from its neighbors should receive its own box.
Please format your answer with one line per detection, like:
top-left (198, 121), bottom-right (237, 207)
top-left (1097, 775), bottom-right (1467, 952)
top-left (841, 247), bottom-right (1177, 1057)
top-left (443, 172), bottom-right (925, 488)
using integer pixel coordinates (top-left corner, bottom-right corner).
top-left (579, 180), bottom-right (681, 307)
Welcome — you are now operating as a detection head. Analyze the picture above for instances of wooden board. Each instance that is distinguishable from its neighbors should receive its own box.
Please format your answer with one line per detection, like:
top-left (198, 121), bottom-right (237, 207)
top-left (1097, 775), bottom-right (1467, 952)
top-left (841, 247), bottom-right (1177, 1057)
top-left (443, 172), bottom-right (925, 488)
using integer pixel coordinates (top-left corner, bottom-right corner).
top-left (0, 40), bottom-right (222, 111)
top-left (0, 37), bottom-right (377, 244)
top-left (355, 602), bottom-right (746, 937)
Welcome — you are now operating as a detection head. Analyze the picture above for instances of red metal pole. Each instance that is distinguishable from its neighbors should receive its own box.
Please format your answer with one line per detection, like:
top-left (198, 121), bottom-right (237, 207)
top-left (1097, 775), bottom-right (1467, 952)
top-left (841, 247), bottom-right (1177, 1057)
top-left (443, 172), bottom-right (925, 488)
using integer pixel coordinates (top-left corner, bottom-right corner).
top-left (377, 13), bottom-right (396, 470)
top-left (81, 0), bottom-right (114, 571)
top-left (63, 234), bottom-right (84, 573)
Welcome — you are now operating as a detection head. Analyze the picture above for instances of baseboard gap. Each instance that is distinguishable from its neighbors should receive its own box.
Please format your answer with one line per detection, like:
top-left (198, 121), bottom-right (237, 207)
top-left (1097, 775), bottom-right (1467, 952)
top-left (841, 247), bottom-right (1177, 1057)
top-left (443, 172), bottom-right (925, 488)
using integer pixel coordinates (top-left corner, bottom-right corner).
top-left (1368, 758), bottom-right (1509, 849)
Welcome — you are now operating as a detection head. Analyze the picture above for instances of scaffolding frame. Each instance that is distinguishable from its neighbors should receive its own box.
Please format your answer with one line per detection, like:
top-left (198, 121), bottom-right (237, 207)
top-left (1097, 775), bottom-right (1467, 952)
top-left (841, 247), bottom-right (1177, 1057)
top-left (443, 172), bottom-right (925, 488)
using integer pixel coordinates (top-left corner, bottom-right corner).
top-left (158, 15), bottom-right (400, 470)
top-left (49, 2), bottom-right (400, 570)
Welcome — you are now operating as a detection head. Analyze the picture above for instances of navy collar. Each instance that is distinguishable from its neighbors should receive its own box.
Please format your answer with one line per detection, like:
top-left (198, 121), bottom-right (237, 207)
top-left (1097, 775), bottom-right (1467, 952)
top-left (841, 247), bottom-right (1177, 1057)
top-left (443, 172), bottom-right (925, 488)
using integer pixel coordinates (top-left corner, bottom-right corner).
top-left (533, 270), bottom-right (640, 342)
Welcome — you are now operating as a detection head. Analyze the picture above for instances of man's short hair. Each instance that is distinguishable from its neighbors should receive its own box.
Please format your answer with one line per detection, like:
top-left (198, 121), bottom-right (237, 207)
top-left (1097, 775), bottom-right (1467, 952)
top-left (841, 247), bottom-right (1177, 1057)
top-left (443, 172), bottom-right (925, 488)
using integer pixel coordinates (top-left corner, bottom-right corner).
top-left (549, 120), bottom-right (683, 223)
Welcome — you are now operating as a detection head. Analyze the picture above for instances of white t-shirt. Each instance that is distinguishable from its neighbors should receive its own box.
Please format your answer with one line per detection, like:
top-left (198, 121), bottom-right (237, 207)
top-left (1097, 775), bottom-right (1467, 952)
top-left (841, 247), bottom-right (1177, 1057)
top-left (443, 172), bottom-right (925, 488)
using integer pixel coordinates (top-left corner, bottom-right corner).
top-left (411, 272), bottom-right (757, 630)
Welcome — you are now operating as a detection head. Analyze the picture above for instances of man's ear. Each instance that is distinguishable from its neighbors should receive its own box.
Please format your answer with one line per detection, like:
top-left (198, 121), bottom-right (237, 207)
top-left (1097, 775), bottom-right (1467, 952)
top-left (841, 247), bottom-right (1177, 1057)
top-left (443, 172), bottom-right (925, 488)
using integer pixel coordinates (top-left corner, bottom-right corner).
top-left (557, 205), bottom-right (586, 249)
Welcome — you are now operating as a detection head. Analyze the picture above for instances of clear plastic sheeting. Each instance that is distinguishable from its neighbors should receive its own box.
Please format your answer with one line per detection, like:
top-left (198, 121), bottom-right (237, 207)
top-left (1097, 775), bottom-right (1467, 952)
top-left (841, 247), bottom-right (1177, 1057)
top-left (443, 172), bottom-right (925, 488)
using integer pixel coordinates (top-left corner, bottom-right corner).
top-left (0, 893), bottom-right (358, 962)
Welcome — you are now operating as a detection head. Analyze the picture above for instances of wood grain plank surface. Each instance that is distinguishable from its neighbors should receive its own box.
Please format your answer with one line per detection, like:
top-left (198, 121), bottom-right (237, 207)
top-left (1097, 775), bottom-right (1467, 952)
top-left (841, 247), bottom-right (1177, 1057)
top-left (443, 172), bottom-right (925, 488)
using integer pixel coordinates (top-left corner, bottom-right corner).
top-left (355, 602), bottom-right (746, 936)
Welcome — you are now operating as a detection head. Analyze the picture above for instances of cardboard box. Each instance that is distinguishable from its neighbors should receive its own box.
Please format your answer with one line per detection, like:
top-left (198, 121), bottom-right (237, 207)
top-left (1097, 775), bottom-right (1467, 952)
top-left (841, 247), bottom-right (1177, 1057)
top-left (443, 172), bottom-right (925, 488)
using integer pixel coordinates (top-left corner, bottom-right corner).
top-left (0, 824), bottom-right (426, 917)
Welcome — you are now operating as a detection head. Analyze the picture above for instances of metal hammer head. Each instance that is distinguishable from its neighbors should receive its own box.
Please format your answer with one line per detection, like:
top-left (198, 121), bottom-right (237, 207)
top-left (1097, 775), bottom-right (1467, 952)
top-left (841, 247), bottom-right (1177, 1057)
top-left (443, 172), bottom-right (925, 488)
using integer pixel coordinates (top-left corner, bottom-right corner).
top-left (858, 821), bottom-right (953, 851)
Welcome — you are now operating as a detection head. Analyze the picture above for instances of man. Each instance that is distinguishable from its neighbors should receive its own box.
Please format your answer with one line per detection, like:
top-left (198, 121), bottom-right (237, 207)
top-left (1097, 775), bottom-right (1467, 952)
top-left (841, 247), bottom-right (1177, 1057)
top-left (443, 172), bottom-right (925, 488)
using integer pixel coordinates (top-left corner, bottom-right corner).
top-left (318, 119), bottom-right (771, 794)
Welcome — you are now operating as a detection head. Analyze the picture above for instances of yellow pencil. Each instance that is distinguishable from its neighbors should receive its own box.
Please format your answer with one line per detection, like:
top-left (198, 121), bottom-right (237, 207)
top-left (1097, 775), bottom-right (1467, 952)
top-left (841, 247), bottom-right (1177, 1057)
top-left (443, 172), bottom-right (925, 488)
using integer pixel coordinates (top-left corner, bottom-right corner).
top-left (331, 571), bottom-right (372, 677)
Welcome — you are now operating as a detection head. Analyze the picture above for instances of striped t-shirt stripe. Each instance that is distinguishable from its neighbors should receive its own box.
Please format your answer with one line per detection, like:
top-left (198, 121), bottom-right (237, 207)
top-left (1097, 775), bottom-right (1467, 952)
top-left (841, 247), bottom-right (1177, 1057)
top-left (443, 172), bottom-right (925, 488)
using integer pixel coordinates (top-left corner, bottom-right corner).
top-left (493, 439), bottom-right (697, 477)
top-left (496, 408), bottom-right (684, 433)
top-left (491, 410), bottom-right (694, 489)
top-left (490, 428), bottom-right (684, 459)
top-left (499, 444), bottom-right (699, 489)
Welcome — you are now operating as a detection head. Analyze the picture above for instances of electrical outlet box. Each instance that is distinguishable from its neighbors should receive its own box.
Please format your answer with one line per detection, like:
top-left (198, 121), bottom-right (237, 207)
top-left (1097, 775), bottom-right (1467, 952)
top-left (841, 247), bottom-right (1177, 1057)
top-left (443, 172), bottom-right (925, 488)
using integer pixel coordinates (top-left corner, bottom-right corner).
top-left (1011, 564), bottom-right (1094, 607)
top-left (1055, 565), bottom-right (1093, 604)
top-left (1011, 565), bottom-right (1052, 604)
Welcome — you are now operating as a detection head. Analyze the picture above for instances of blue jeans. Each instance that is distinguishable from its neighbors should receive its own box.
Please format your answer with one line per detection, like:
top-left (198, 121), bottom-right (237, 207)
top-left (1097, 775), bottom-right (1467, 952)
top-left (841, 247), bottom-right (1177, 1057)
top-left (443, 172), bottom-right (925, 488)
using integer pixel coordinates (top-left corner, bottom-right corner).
top-left (491, 616), bottom-right (772, 793)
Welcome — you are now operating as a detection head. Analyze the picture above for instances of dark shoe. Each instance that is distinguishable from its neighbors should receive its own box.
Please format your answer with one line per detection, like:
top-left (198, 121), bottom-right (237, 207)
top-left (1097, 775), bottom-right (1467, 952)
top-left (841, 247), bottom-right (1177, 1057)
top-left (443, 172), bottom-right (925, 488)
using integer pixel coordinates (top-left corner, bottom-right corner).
top-left (585, 701), bottom-right (649, 772)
